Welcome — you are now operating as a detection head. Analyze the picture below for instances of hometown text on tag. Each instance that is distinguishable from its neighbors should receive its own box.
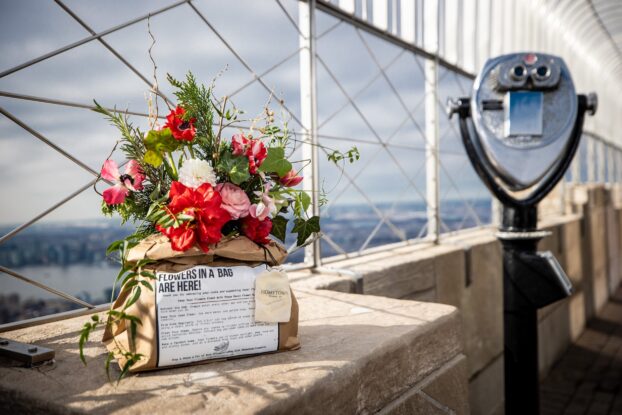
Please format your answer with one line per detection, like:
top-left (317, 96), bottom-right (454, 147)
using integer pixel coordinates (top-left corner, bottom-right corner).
top-left (255, 270), bottom-right (292, 323)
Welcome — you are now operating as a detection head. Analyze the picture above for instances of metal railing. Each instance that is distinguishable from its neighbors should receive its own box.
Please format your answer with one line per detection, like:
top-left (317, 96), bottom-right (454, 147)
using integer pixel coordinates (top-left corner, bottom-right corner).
top-left (0, 0), bottom-right (619, 328)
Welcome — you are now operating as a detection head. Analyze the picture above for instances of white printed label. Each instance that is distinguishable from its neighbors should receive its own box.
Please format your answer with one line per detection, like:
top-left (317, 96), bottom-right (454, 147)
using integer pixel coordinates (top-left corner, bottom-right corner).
top-left (155, 264), bottom-right (278, 367)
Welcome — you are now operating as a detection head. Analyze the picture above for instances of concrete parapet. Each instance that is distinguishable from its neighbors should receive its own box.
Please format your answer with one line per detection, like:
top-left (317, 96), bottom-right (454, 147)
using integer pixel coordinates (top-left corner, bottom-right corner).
top-left (468, 353), bottom-right (504, 415)
top-left (0, 290), bottom-right (468, 414)
top-left (572, 184), bottom-right (612, 318)
top-left (3, 183), bottom-right (615, 414)
top-left (292, 195), bottom-right (609, 413)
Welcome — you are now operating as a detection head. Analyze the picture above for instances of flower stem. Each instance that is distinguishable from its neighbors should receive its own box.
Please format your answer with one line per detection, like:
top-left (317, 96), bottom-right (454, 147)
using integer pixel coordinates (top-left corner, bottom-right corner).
top-left (167, 152), bottom-right (178, 179)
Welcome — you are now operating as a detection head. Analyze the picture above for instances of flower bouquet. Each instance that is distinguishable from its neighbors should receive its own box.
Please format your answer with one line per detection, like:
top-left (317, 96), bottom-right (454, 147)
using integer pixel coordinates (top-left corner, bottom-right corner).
top-left (78, 72), bottom-right (357, 380)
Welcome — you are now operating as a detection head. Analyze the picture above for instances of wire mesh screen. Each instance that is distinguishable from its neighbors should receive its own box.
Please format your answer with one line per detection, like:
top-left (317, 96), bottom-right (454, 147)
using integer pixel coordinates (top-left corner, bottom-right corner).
top-left (315, 9), bottom-right (429, 259)
top-left (0, 0), bottom-right (306, 324)
top-left (436, 67), bottom-right (491, 233)
top-left (1, 0), bottom-right (619, 326)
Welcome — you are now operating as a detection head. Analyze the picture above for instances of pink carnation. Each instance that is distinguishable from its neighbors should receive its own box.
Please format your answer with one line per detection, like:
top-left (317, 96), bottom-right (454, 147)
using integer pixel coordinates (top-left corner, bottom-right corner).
top-left (216, 182), bottom-right (251, 220)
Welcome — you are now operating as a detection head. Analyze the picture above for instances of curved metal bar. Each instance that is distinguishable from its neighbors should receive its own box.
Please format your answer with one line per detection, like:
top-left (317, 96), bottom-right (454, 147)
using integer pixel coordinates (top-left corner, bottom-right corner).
top-left (457, 95), bottom-right (588, 208)
top-left (0, 0), bottom-right (190, 79)
top-left (0, 265), bottom-right (95, 309)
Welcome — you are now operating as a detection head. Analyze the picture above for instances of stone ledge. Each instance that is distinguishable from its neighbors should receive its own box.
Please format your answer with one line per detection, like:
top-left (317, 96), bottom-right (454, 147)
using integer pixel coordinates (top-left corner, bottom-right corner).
top-left (289, 228), bottom-right (499, 298)
top-left (0, 290), bottom-right (465, 415)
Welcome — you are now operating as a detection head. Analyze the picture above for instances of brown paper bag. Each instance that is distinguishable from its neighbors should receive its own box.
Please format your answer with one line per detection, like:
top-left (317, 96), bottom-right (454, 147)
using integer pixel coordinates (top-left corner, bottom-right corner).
top-left (102, 234), bottom-right (300, 372)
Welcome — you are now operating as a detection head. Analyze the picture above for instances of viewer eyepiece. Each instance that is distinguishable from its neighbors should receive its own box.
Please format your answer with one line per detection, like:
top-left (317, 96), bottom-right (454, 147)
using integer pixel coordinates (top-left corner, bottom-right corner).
top-left (511, 65), bottom-right (527, 80)
top-left (533, 65), bottom-right (550, 81)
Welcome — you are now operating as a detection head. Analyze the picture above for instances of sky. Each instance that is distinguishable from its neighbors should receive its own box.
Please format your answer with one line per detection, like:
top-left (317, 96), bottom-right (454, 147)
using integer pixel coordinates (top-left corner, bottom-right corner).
top-left (0, 0), bottom-right (488, 227)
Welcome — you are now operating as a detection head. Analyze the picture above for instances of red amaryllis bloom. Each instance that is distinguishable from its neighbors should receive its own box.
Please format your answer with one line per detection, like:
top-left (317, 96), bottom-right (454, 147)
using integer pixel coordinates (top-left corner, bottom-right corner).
top-left (164, 106), bottom-right (196, 141)
top-left (231, 134), bottom-right (267, 174)
top-left (157, 181), bottom-right (231, 252)
top-left (279, 169), bottom-right (303, 187)
top-left (100, 159), bottom-right (145, 205)
top-left (241, 215), bottom-right (272, 245)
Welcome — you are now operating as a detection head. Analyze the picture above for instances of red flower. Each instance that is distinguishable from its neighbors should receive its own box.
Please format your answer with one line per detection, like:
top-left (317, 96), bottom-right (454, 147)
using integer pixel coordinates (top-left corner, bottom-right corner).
top-left (157, 181), bottom-right (230, 252)
top-left (231, 134), bottom-right (267, 174)
top-left (279, 169), bottom-right (303, 187)
top-left (241, 216), bottom-right (272, 245)
top-left (164, 106), bottom-right (196, 141)
top-left (247, 140), bottom-right (267, 174)
top-left (157, 223), bottom-right (196, 252)
top-left (231, 134), bottom-right (249, 156)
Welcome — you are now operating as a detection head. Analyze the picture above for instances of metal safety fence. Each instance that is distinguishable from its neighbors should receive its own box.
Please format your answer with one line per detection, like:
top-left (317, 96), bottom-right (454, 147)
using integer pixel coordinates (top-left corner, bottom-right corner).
top-left (0, 0), bottom-right (618, 327)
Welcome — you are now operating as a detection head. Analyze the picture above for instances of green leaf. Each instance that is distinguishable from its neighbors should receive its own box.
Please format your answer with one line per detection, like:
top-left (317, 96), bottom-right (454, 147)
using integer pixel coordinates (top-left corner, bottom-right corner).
top-left (270, 215), bottom-right (288, 243)
top-left (291, 191), bottom-right (311, 218)
top-left (217, 153), bottom-right (250, 185)
top-left (143, 128), bottom-right (179, 167)
top-left (140, 280), bottom-right (153, 291)
top-left (78, 320), bottom-right (100, 366)
top-left (125, 286), bottom-right (142, 309)
top-left (161, 157), bottom-right (178, 180)
top-left (144, 128), bottom-right (178, 152)
top-left (177, 213), bottom-right (195, 222)
top-left (149, 184), bottom-right (162, 202)
top-left (121, 278), bottom-right (139, 291)
top-left (118, 359), bottom-right (133, 385)
top-left (115, 267), bottom-right (132, 284)
top-left (144, 150), bottom-right (163, 167)
top-left (292, 216), bottom-right (320, 246)
top-left (78, 326), bottom-right (89, 365)
top-left (139, 270), bottom-right (156, 279)
top-left (106, 240), bottom-right (124, 256)
top-left (259, 147), bottom-right (292, 177)
top-left (105, 352), bottom-right (115, 383)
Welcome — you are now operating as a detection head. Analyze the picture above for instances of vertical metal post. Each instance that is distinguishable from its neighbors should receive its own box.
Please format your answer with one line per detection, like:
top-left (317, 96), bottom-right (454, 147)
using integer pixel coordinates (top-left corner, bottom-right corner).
top-left (598, 139), bottom-right (606, 183)
top-left (616, 150), bottom-right (620, 184)
top-left (372, 0), bottom-right (388, 31)
top-left (587, 135), bottom-right (595, 182)
top-left (500, 206), bottom-right (542, 415)
top-left (607, 143), bottom-right (614, 184)
top-left (424, 2), bottom-right (440, 242)
top-left (559, 179), bottom-right (566, 215)
top-left (571, 145), bottom-right (580, 184)
top-left (299, 0), bottom-right (321, 267)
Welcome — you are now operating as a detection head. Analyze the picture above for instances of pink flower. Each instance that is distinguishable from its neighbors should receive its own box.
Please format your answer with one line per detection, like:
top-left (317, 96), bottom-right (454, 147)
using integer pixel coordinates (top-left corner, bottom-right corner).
top-left (279, 170), bottom-right (303, 187)
top-left (231, 134), bottom-right (249, 156)
top-left (246, 139), bottom-right (267, 174)
top-left (215, 183), bottom-right (251, 220)
top-left (230, 134), bottom-right (267, 174)
top-left (249, 185), bottom-right (277, 220)
top-left (100, 159), bottom-right (145, 205)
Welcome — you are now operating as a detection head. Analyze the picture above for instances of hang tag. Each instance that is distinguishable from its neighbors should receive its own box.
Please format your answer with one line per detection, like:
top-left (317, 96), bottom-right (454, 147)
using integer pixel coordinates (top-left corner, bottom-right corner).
top-left (255, 270), bottom-right (292, 323)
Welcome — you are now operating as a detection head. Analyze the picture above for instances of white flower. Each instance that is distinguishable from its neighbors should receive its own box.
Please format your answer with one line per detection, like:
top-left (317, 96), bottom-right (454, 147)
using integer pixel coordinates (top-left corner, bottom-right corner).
top-left (178, 159), bottom-right (217, 189)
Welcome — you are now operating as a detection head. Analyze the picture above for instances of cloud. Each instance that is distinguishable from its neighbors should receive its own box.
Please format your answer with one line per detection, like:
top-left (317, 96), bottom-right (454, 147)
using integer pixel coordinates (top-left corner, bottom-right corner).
top-left (0, 0), bottom-right (487, 227)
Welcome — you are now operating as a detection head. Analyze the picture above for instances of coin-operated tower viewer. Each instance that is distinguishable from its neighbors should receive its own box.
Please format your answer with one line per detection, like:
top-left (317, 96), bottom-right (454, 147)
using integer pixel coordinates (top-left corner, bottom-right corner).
top-left (448, 53), bottom-right (597, 415)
